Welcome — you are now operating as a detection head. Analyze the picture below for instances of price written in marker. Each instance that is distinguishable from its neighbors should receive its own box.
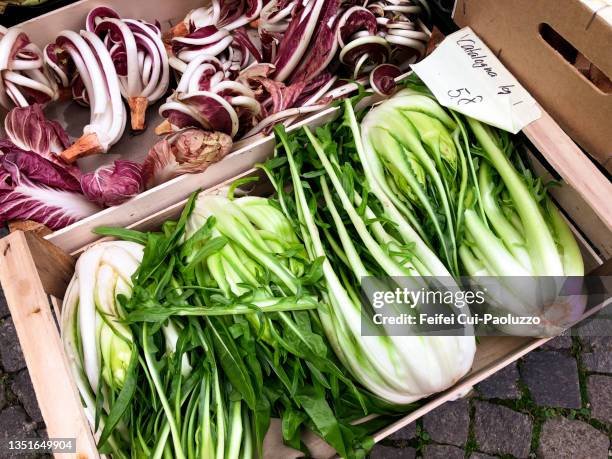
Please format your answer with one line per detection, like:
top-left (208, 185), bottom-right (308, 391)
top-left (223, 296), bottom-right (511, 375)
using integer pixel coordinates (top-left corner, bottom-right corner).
top-left (411, 27), bottom-right (541, 133)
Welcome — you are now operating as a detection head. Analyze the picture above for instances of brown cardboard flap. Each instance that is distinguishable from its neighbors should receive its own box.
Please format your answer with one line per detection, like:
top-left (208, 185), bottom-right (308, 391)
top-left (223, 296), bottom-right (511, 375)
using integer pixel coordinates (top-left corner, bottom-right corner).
top-left (453, 0), bottom-right (612, 170)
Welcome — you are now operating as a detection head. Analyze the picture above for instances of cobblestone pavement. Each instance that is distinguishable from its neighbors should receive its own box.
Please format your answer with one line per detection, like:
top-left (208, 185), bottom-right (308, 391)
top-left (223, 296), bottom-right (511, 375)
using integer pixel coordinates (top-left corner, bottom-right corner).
top-left (370, 328), bottom-right (612, 459)
top-left (0, 290), bottom-right (51, 459)
top-left (0, 284), bottom-right (610, 457)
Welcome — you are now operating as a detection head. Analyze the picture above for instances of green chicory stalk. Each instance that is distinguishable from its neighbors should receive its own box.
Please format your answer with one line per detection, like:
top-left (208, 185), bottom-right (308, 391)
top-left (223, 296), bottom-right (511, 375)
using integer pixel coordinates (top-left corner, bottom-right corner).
top-left (360, 91), bottom-right (462, 275)
top-left (65, 193), bottom-right (400, 459)
top-left (62, 232), bottom-right (259, 458)
top-left (263, 100), bottom-right (476, 406)
top-left (361, 85), bottom-right (584, 279)
top-left (360, 81), bottom-right (584, 333)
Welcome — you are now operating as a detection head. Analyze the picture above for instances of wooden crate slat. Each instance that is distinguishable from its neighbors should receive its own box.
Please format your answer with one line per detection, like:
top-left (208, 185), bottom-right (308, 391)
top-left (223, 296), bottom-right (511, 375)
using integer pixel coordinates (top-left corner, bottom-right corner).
top-left (523, 109), bottom-right (612, 231)
top-left (23, 232), bottom-right (75, 301)
top-left (0, 3), bottom-right (610, 452)
top-left (0, 232), bottom-right (98, 459)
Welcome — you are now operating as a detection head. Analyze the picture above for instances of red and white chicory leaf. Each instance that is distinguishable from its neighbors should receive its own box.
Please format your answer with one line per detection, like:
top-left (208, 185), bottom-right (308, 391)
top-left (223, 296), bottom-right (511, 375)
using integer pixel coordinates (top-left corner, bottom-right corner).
top-left (0, 26), bottom-right (58, 109)
top-left (142, 128), bottom-right (232, 188)
top-left (370, 64), bottom-right (402, 96)
top-left (81, 160), bottom-right (144, 207)
top-left (0, 147), bottom-right (100, 229)
top-left (51, 29), bottom-right (126, 161)
top-left (272, 0), bottom-right (326, 82)
top-left (88, 7), bottom-right (169, 130)
top-left (4, 104), bottom-right (70, 157)
top-left (288, 0), bottom-right (342, 84)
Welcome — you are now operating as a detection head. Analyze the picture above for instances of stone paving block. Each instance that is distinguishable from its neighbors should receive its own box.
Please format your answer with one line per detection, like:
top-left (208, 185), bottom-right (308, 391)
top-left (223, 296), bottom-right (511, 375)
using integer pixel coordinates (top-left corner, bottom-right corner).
top-left (0, 406), bottom-right (40, 459)
top-left (0, 319), bottom-right (26, 373)
top-left (473, 400), bottom-right (532, 458)
top-left (476, 361), bottom-right (520, 399)
top-left (541, 335), bottom-right (572, 350)
top-left (584, 336), bottom-right (612, 352)
top-left (423, 399), bottom-right (469, 446)
top-left (582, 351), bottom-right (612, 374)
top-left (574, 318), bottom-right (612, 351)
top-left (469, 454), bottom-right (497, 459)
top-left (37, 428), bottom-right (48, 440)
top-left (422, 444), bottom-right (464, 459)
top-left (537, 416), bottom-right (609, 459)
top-left (11, 371), bottom-right (42, 424)
top-left (0, 290), bottom-right (8, 319)
top-left (387, 422), bottom-right (416, 441)
top-left (0, 381), bottom-right (5, 411)
top-left (521, 351), bottom-right (581, 408)
top-left (369, 444), bottom-right (415, 459)
top-left (587, 375), bottom-right (612, 425)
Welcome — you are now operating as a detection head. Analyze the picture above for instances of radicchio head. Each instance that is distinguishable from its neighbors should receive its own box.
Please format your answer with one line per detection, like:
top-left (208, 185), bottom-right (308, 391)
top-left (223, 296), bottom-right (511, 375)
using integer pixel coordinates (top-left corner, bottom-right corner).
top-left (142, 128), bottom-right (232, 188)
top-left (81, 160), bottom-right (144, 207)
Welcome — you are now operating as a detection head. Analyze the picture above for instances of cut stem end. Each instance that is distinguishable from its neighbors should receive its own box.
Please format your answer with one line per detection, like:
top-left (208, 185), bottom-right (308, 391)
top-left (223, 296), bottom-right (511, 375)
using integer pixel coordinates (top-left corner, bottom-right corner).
top-left (60, 132), bottom-right (104, 163)
top-left (128, 96), bottom-right (148, 131)
top-left (155, 119), bottom-right (173, 136)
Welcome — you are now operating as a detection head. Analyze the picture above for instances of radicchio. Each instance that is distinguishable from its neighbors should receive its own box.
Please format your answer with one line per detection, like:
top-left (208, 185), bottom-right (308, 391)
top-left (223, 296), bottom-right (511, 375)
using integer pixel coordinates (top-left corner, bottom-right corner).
top-left (0, 26), bottom-right (58, 109)
top-left (43, 43), bottom-right (73, 90)
top-left (370, 64), bottom-right (402, 96)
top-left (4, 104), bottom-right (81, 181)
top-left (81, 160), bottom-right (144, 207)
top-left (186, 0), bottom-right (263, 32)
top-left (288, 0), bottom-right (341, 84)
top-left (0, 145), bottom-right (100, 229)
top-left (87, 7), bottom-right (170, 130)
top-left (272, 0), bottom-right (326, 82)
top-left (142, 129), bottom-right (232, 188)
top-left (165, 0), bottom-right (430, 139)
top-left (172, 26), bottom-right (234, 63)
top-left (49, 30), bottom-right (126, 162)
top-left (5, 104), bottom-right (69, 157)
top-left (159, 54), bottom-right (260, 137)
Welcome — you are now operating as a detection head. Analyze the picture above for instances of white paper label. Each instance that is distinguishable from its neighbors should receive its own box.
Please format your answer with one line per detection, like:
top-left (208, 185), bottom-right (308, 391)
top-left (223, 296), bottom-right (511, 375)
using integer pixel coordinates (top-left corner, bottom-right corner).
top-left (411, 27), bottom-right (541, 133)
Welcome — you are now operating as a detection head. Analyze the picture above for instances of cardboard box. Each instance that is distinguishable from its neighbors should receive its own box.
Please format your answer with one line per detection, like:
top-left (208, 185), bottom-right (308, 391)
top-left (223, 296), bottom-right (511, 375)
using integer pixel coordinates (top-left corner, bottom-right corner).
top-left (453, 0), bottom-right (612, 173)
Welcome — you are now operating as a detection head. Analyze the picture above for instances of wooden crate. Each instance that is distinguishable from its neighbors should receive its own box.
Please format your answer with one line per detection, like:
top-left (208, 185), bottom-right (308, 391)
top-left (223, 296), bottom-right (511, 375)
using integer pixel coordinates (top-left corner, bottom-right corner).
top-left (10, 0), bottom-right (611, 256)
top-left (8, 0), bottom-right (353, 254)
top-left (1, 0), bottom-right (611, 457)
top-left (1, 126), bottom-right (610, 457)
top-left (453, 0), bottom-right (612, 173)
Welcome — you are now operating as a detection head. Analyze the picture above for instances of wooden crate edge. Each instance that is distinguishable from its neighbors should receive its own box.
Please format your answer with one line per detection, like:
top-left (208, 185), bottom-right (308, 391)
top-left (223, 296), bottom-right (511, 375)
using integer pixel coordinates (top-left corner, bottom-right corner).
top-left (523, 108), bottom-right (612, 232)
top-left (0, 232), bottom-right (98, 459)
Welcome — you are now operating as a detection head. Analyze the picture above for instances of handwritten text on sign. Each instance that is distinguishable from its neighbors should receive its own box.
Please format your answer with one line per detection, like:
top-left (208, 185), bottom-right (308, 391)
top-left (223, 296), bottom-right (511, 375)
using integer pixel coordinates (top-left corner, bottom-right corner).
top-left (411, 27), bottom-right (541, 133)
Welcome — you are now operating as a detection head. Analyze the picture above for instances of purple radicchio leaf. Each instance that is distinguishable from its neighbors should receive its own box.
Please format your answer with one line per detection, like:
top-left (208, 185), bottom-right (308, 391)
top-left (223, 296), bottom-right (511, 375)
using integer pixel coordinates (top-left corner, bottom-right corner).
top-left (4, 104), bottom-right (70, 155)
top-left (232, 27), bottom-right (262, 63)
top-left (217, 0), bottom-right (244, 28)
top-left (3, 104), bottom-right (80, 178)
top-left (85, 6), bottom-right (120, 32)
top-left (142, 128), bottom-right (232, 188)
top-left (81, 160), bottom-right (144, 207)
top-left (0, 142), bottom-right (81, 191)
top-left (288, 0), bottom-right (342, 84)
top-left (370, 64), bottom-right (402, 96)
top-left (0, 149), bottom-right (101, 230)
top-left (273, 0), bottom-right (327, 82)
top-left (162, 92), bottom-right (239, 137)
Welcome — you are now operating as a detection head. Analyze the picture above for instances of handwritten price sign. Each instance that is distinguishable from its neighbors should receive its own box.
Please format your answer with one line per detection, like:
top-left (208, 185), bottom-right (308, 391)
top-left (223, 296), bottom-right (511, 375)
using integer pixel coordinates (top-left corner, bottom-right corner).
top-left (411, 27), bottom-right (540, 133)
